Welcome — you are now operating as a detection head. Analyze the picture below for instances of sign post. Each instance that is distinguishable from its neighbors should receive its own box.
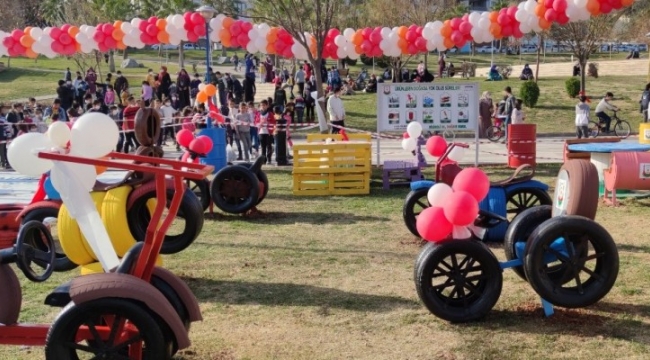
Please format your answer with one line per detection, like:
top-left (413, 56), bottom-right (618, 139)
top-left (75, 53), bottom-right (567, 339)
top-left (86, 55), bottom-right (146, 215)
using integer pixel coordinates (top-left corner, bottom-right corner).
top-left (376, 82), bottom-right (480, 165)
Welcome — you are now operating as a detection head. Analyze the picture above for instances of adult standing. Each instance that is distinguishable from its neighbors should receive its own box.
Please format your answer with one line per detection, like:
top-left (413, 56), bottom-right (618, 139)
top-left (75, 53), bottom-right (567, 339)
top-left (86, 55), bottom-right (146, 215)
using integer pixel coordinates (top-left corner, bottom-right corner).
top-left (6, 103), bottom-right (24, 138)
top-left (158, 66), bottom-right (172, 101)
top-left (263, 57), bottom-right (274, 83)
top-left (243, 73), bottom-right (256, 103)
top-left (56, 80), bottom-right (74, 111)
top-left (304, 75), bottom-right (316, 122)
top-left (215, 72), bottom-right (227, 108)
top-left (327, 87), bottom-right (345, 134)
top-left (114, 71), bottom-right (129, 105)
top-left (295, 66), bottom-right (305, 98)
top-left (503, 86), bottom-right (516, 143)
top-left (478, 91), bottom-right (494, 139)
top-left (438, 53), bottom-right (445, 79)
top-left (303, 60), bottom-right (312, 82)
top-left (64, 67), bottom-right (72, 82)
top-left (640, 83), bottom-right (650, 123)
top-left (190, 73), bottom-right (202, 106)
top-left (177, 69), bottom-right (191, 109)
top-left (245, 54), bottom-right (254, 77)
top-left (273, 84), bottom-right (287, 111)
top-left (85, 67), bottom-right (98, 96)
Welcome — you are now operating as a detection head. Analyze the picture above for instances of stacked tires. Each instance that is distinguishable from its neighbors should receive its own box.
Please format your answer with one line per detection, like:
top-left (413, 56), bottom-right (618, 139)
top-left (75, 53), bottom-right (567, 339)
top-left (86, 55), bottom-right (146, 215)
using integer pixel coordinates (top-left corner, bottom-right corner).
top-left (415, 160), bottom-right (619, 322)
top-left (209, 157), bottom-right (269, 214)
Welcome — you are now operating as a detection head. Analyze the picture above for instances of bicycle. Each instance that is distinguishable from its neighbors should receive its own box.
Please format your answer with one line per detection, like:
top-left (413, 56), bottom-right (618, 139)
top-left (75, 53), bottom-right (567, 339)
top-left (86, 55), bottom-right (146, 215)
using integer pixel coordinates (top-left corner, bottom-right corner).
top-left (588, 110), bottom-right (631, 138)
top-left (486, 116), bottom-right (506, 142)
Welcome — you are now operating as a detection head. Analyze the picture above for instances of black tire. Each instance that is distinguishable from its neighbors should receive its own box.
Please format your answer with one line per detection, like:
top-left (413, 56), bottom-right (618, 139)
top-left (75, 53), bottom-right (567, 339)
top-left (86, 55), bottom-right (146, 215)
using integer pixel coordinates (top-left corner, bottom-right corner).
top-left (241, 162), bottom-right (270, 205)
top-left (210, 165), bottom-right (260, 214)
top-left (486, 126), bottom-right (503, 142)
top-left (414, 239), bottom-right (503, 322)
top-left (185, 178), bottom-right (210, 211)
top-left (614, 120), bottom-right (631, 139)
top-left (587, 121), bottom-right (600, 138)
top-left (128, 188), bottom-right (204, 254)
top-left (523, 216), bottom-right (619, 308)
top-left (503, 205), bottom-right (552, 280)
top-left (45, 298), bottom-right (169, 360)
top-left (151, 274), bottom-right (189, 356)
top-left (21, 207), bottom-right (77, 272)
top-left (403, 188), bottom-right (430, 237)
top-left (505, 187), bottom-right (552, 220)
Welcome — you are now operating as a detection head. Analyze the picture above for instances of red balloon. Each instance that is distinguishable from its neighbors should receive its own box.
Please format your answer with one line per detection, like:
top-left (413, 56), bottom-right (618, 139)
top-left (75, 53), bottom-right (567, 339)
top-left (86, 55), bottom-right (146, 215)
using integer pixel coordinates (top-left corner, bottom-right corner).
top-left (544, 0), bottom-right (554, 7)
top-left (196, 135), bottom-right (214, 154)
top-left (600, 3), bottom-right (612, 13)
top-left (557, 13), bottom-right (569, 24)
top-left (361, 27), bottom-right (372, 39)
top-left (237, 33), bottom-right (249, 46)
top-left (148, 17), bottom-right (157, 24)
top-left (193, 25), bottom-right (204, 36)
top-left (187, 32), bottom-right (199, 43)
top-left (459, 22), bottom-right (472, 35)
top-left (59, 33), bottom-right (72, 45)
top-left (360, 40), bottom-right (372, 53)
top-left (426, 136), bottom-right (447, 157)
top-left (146, 24), bottom-right (158, 36)
top-left (190, 12), bottom-right (204, 26)
top-left (416, 207), bottom-right (453, 243)
top-left (139, 22), bottom-right (148, 32)
top-left (513, 27), bottom-right (524, 39)
top-left (450, 18), bottom-right (462, 30)
top-left (452, 168), bottom-right (490, 202)
top-left (507, 6), bottom-right (518, 17)
top-left (51, 41), bottom-right (64, 54)
top-left (553, 0), bottom-right (568, 12)
top-left (369, 31), bottom-right (382, 44)
top-left (184, 12), bottom-right (193, 24)
top-left (241, 21), bottom-right (253, 32)
top-left (444, 191), bottom-right (479, 226)
top-left (189, 138), bottom-right (208, 154)
top-left (230, 22), bottom-right (241, 36)
top-left (11, 43), bottom-right (24, 54)
top-left (498, 13), bottom-right (510, 25)
top-left (104, 37), bottom-right (117, 48)
top-left (405, 30), bottom-right (417, 42)
top-left (415, 37), bottom-right (427, 50)
top-left (545, 8), bottom-right (558, 22)
top-left (407, 43), bottom-right (418, 55)
top-left (415, 27), bottom-right (423, 36)
top-left (2, 37), bottom-right (13, 47)
top-left (501, 26), bottom-right (513, 37)
top-left (50, 28), bottom-right (62, 40)
top-left (328, 28), bottom-right (341, 39)
top-left (176, 129), bottom-right (194, 148)
top-left (403, 132), bottom-right (410, 139)
top-left (451, 31), bottom-right (464, 45)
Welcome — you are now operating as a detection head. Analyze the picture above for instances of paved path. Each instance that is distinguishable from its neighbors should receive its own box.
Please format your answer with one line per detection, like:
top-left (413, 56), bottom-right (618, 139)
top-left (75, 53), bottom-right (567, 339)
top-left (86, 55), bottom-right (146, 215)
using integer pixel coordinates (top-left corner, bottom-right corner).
top-left (476, 59), bottom-right (649, 78)
top-left (0, 136), bottom-right (637, 203)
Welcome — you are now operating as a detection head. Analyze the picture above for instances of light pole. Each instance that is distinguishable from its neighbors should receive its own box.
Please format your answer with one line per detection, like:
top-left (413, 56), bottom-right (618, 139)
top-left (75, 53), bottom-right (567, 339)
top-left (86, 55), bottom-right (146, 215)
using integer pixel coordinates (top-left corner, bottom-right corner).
top-left (196, 4), bottom-right (226, 173)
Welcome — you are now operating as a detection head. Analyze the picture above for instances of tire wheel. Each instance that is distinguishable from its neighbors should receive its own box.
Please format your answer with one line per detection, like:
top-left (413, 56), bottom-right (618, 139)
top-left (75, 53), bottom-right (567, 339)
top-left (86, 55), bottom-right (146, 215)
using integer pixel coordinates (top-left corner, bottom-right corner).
top-left (21, 207), bottom-right (77, 272)
top-left (128, 188), bottom-right (204, 255)
top-left (587, 121), bottom-right (600, 138)
top-left (614, 120), bottom-right (631, 139)
top-left (151, 274), bottom-right (189, 356)
top-left (185, 178), bottom-right (211, 211)
top-left (523, 216), bottom-right (619, 308)
top-left (486, 126), bottom-right (503, 142)
top-left (241, 163), bottom-right (270, 205)
top-left (503, 205), bottom-right (551, 280)
top-left (210, 165), bottom-right (260, 214)
top-left (505, 188), bottom-right (552, 220)
top-left (552, 160), bottom-right (599, 220)
top-left (414, 239), bottom-right (503, 322)
top-left (45, 298), bottom-right (170, 360)
top-left (403, 188), bottom-right (430, 237)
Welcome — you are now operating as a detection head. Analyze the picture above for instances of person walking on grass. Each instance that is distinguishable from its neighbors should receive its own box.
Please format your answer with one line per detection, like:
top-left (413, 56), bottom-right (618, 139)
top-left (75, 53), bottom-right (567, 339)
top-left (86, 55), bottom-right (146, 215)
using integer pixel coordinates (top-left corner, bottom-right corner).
top-left (575, 95), bottom-right (591, 139)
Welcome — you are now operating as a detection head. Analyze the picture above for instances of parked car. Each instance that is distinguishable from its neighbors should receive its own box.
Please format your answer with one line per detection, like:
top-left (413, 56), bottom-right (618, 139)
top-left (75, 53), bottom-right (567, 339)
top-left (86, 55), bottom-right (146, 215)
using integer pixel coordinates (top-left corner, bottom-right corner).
top-left (477, 46), bottom-right (496, 53)
top-left (521, 45), bottom-right (537, 53)
top-left (151, 44), bottom-right (178, 50)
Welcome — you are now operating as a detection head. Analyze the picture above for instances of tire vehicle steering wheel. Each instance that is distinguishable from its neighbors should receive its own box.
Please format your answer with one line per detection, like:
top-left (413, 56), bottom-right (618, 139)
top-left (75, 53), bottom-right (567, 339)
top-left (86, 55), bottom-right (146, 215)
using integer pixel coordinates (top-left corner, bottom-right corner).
top-left (16, 220), bottom-right (56, 282)
top-left (475, 209), bottom-right (508, 229)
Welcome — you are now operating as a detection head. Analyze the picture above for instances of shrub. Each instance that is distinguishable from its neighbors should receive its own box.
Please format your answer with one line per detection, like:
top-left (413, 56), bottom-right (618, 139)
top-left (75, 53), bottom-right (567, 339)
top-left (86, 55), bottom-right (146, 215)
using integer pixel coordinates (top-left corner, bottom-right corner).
top-left (519, 81), bottom-right (540, 108)
top-left (343, 58), bottom-right (358, 66)
top-left (565, 77), bottom-right (581, 98)
top-left (360, 55), bottom-right (390, 68)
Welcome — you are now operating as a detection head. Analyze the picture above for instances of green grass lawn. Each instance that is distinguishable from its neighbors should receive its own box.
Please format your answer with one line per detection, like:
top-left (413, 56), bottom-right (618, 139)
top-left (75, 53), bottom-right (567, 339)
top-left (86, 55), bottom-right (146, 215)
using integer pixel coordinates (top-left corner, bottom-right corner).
top-left (1, 165), bottom-right (650, 359)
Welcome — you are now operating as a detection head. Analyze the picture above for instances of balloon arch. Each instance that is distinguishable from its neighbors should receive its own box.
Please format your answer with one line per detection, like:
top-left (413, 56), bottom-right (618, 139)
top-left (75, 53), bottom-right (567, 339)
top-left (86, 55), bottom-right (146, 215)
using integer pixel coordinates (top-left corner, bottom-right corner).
top-left (0, 0), bottom-right (634, 60)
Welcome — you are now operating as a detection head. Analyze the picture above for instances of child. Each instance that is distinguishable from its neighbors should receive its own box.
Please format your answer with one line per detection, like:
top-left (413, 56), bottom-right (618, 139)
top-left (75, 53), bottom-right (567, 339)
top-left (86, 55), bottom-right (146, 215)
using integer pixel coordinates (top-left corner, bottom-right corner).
top-left (235, 102), bottom-right (252, 162)
top-left (160, 98), bottom-right (177, 148)
top-left (32, 109), bottom-right (47, 133)
top-left (142, 81), bottom-right (153, 106)
top-left (295, 95), bottom-right (305, 123)
top-left (181, 107), bottom-right (196, 133)
top-left (120, 88), bottom-right (130, 105)
top-left (257, 100), bottom-right (274, 164)
top-left (511, 99), bottom-right (525, 125)
top-left (247, 101), bottom-right (260, 156)
top-left (575, 95), bottom-right (590, 139)
top-left (226, 100), bottom-right (242, 160)
top-left (104, 84), bottom-right (116, 106)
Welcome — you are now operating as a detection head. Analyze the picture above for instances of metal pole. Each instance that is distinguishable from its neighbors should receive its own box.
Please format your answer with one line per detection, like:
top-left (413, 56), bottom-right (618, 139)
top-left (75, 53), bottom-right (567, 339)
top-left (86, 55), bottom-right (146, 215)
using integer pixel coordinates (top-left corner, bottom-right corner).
top-left (205, 20), bottom-right (212, 128)
top-left (491, 40), bottom-right (494, 67)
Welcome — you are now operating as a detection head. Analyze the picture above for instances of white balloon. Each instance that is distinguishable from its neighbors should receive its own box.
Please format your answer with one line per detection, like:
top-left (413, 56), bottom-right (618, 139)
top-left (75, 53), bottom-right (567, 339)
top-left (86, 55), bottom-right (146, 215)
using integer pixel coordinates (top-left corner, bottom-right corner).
top-left (447, 146), bottom-right (467, 162)
top-left (348, 51), bottom-right (360, 60)
top-left (380, 27), bottom-right (391, 38)
top-left (216, 14), bottom-right (226, 22)
top-left (336, 46), bottom-right (347, 59)
top-left (246, 42), bottom-right (257, 54)
top-left (478, 18), bottom-right (491, 30)
top-left (198, 83), bottom-right (207, 91)
top-left (427, 183), bottom-right (453, 207)
top-left (70, 113), bottom-right (119, 159)
top-left (47, 121), bottom-right (71, 148)
top-left (452, 225), bottom-right (472, 240)
top-left (30, 28), bottom-right (43, 39)
top-left (406, 122), bottom-right (423, 138)
top-left (515, 9), bottom-right (527, 22)
top-left (8, 133), bottom-right (54, 177)
top-left (43, 27), bottom-right (52, 35)
top-left (343, 28), bottom-right (355, 40)
top-left (574, 0), bottom-right (587, 7)
top-left (401, 138), bottom-right (417, 152)
top-left (334, 35), bottom-right (346, 47)
top-left (171, 14), bottom-right (184, 29)
top-left (53, 162), bottom-right (97, 192)
top-left (258, 23), bottom-right (270, 33)
top-left (422, 27), bottom-right (435, 40)
top-left (426, 40), bottom-right (436, 52)
top-left (525, 0), bottom-right (537, 13)
top-left (430, 21), bottom-right (444, 32)
top-left (120, 23), bottom-right (132, 33)
top-left (469, 12), bottom-right (482, 25)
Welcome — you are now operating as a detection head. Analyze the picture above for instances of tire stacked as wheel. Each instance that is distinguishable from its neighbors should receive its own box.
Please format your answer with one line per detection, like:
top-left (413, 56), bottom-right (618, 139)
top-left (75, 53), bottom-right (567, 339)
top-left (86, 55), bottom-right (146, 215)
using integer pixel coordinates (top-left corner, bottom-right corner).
top-left (210, 165), bottom-right (261, 214)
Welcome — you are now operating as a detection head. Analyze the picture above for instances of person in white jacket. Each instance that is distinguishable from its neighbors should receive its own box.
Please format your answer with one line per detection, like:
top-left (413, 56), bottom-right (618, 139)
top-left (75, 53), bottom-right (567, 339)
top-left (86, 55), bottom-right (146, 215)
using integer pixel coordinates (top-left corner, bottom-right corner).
top-left (327, 87), bottom-right (345, 134)
top-left (575, 95), bottom-right (591, 139)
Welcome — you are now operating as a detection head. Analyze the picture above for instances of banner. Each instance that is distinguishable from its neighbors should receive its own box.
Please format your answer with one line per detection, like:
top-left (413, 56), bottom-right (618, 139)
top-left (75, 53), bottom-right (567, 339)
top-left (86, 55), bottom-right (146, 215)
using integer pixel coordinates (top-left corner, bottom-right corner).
top-left (376, 82), bottom-right (479, 132)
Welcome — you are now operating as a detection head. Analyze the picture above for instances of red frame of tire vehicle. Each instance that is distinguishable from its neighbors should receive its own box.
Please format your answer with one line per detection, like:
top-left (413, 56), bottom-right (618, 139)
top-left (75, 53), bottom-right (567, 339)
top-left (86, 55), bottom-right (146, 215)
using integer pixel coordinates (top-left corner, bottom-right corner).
top-left (0, 150), bottom-right (212, 359)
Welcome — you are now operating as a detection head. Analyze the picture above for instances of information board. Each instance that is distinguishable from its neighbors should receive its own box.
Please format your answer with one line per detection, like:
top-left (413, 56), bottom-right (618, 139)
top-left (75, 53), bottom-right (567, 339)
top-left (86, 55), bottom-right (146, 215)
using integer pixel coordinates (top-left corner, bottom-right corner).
top-left (376, 82), bottom-right (480, 132)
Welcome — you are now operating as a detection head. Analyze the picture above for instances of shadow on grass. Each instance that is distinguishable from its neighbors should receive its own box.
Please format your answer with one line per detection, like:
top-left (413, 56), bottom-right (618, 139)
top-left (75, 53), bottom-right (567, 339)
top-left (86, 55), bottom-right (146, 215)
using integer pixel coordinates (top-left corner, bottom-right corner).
top-left (616, 243), bottom-right (650, 253)
top-left (533, 104), bottom-right (575, 111)
top-left (183, 277), bottom-right (419, 312)
top-left (346, 111), bottom-right (376, 120)
top-left (473, 302), bottom-right (650, 340)
top-left (205, 211), bottom-right (389, 225)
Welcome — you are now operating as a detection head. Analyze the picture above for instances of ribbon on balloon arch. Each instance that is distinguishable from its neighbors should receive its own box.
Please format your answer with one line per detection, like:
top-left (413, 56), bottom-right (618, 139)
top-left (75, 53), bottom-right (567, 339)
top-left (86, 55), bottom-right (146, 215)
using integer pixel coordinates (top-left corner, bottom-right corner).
top-left (0, 0), bottom-right (634, 59)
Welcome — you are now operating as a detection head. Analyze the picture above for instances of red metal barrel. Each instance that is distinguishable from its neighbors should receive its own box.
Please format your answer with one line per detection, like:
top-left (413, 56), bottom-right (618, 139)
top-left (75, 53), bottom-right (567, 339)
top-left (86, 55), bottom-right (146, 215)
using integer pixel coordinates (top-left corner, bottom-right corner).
top-left (605, 152), bottom-right (650, 191)
top-left (507, 124), bottom-right (536, 168)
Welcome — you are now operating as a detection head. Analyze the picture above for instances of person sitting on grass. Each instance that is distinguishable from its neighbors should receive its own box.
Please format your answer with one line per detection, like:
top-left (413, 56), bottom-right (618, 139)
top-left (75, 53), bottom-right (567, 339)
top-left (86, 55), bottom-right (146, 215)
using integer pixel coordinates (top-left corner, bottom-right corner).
top-left (487, 65), bottom-right (502, 81)
top-left (520, 64), bottom-right (534, 80)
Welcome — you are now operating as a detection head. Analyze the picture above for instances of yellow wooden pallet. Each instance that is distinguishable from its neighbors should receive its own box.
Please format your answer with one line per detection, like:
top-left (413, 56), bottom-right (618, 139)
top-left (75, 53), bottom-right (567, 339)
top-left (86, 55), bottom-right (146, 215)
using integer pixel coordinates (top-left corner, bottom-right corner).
top-left (306, 133), bottom-right (372, 143)
top-left (292, 142), bottom-right (371, 196)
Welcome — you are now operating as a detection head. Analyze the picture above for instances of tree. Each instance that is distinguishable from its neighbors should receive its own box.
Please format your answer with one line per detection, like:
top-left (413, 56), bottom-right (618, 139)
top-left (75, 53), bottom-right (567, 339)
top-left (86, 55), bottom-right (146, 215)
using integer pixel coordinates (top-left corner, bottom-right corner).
top-left (251, 0), bottom-right (342, 133)
top-left (548, 15), bottom-right (618, 92)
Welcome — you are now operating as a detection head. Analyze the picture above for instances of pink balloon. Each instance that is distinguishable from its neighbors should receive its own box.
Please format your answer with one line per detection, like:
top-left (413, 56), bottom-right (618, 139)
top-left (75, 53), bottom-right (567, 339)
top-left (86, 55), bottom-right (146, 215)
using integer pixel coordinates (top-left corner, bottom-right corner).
top-left (11, 43), bottom-right (24, 54)
top-left (230, 22), bottom-right (241, 36)
top-left (146, 24), bottom-right (158, 36)
top-left (64, 44), bottom-right (76, 55)
top-left (184, 12), bottom-right (193, 24)
top-left (444, 191), bottom-right (479, 226)
top-left (405, 30), bottom-right (417, 42)
top-left (148, 17), bottom-right (157, 24)
top-left (360, 40), bottom-right (372, 53)
top-left (403, 132), bottom-right (410, 139)
top-left (600, 3), bottom-right (612, 13)
top-left (498, 13), bottom-right (510, 25)
top-left (190, 12), bottom-right (204, 26)
top-left (415, 37), bottom-right (427, 50)
top-left (361, 27), bottom-right (372, 39)
top-left (451, 31), bottom-right (464, 45)
top-left (103, 24), bottom-right (114, 36)
top-left (193, 25), bottom-right (204, 36)
top-left (59, 33), bottom-right (72, 45)
top-left (104, 37), bottom-right (117, 48)
top-left (189, 138), bottom-right (208, 154)
top-left (544, 0), bottom-right (554, 7)
top-left (176, 129), bottom-right (194, 148)
top-left (513, 27), bottom-right (524, 39)
top-left (557, 13), bottom-right (570, 24)
top-left (417, 207), bottom-right (453, 243)
top-left (507, 6), bottom-right (518, 17)
top-left (459, 22), bottom-right (472, 35)
top-left (545, 8), bottom-right (558, 22)
top-left (553, 0), bottom-right (568, 12)
top-left (51, 41), bottom-right (64, 54)
top-left (450, 18), bottom-right (462, 30)
top-left (407, 43), bottom-right (418, 55)
top-left (50, 28), bottom-right (62, 40)
top-left (327, 28), bottom-right (340, 39)
top-left (2, 37), bottom-right (13, 47)
top-left (426, 136), bottom-right (447, 157)
top-left (139, 22), bottom-right (148, 32)
top-left (370, 31), bottom-right (382, 44)
top-left (237, 33), bottom-right (249, 46)
top-left (241, 21), bottom-right (253, 32)
top-left (187, 32), bottom-right (199, 43)
top-left (93, 31), bottom-right (105, 43)
top-left (415, 27), bottom-right (423, 36)
top-left (196, 135), bottom-right (213, 154)
top-left (501, 26), bottom-right (513, 37)
top-left (452, 168), bottom-right (490, 202)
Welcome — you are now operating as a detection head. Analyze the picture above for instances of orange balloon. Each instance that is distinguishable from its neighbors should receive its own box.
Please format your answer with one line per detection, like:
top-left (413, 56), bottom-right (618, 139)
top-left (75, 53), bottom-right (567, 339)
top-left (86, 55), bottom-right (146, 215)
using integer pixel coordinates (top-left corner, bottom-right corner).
top-left (443, 38), bottom-right (454, 49)
top-left (266, 43), bottom-right (275, 54)
top-left (24, 27), bottom-right (32, 36)
top-left (112, 29), bottom-right (124, 41)
top-left (204, 84), bottom-right (217, 96)
top-left (157, 31), bottom-right (169, 44)
top-left (586, 0), bottom-right (600, 15)
top-left (621, 0), bottom-right (634, 5)
top-left (355, 44), bottom-right (363, 54)
top-left (489, 11), bottom-right (499, 22)
top-left (197, 91), bottom-right (208, 103)
top-left (114, 21), bottom-right (123, 29)
top-left (222, 17), bottom-right (234, 29)
top-left (25, 48), bottom-right (37, 59)
top-left (352, 31), bottom-right (364, 46)
top-left (535, 4), bottom-right (545, 17)
top-left (397, 38), bottom-right (408, 51)
top-left (156, 19), bottom-right (167, 31)
top-left (75, 42), bottom-right (82, 52)
top-left (490, 23), bottom-right (502, 37)
top-left (117, 40), bottom-right (126, 50)
top-left (440, 25), bottom-right (452, 38)
top-left (222, 37), bottom-right (232, 48)
top-left (443, 20), bottom-right (451, 27)
top-left (538, 18), bottom-right (551, 30)
top-left (95, 157), bottom-right (109, 175)
top-left (267, 31), bottom-right (278, 43)
top-left (397, 26), bottom-right (408, 38)
top-left (20, 35), bottom-right (34, 47)
top-left (68, 26), bottom-right (80, 37)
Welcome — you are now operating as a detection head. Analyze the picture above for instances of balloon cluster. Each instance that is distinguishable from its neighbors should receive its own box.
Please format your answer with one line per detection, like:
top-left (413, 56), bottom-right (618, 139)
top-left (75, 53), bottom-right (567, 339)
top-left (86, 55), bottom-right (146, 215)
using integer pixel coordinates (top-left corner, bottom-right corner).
top-left (0, 0), bottom-right (637, 60)
top-left (176, 129), bottom-right (214, 164)
top-left (416, 168), bottom-right (490, 243)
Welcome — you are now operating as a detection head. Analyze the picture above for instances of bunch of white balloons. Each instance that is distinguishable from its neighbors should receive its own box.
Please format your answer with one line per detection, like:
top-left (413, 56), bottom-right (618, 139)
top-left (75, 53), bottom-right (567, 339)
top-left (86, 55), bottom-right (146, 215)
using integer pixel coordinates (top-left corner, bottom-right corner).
top-left (336, 29), bottom-right (362, 60)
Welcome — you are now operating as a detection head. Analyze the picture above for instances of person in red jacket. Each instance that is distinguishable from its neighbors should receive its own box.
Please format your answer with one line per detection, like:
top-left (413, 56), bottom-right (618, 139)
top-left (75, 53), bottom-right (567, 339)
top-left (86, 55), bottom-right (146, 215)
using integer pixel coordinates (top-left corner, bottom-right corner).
top-left (122, 96), bottom-right (140, 153)
top-left (256, 99), bottom-right (275, 164)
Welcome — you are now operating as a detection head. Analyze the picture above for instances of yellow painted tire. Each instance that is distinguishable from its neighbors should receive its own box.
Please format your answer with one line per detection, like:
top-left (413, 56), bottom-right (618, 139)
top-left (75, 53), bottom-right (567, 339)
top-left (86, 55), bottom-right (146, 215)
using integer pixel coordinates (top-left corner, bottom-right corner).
top-left (58, 192), bottom-right (107, 265)
top-left (80, 257), bottom-right (164, 275)
top-left (101, 186), bottom-right (138, 257)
